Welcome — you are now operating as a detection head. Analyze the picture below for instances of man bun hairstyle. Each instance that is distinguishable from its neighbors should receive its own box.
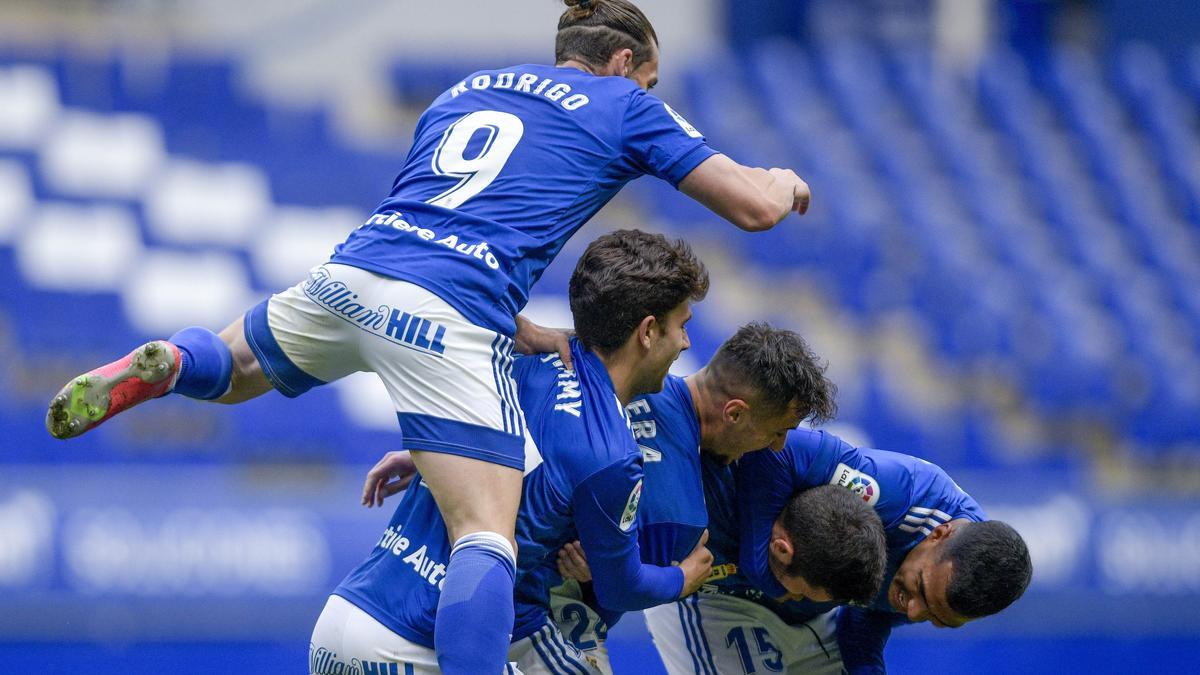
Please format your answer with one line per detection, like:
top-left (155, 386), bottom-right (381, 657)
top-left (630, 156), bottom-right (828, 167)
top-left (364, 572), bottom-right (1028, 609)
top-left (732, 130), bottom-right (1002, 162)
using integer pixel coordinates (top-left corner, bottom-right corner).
top-left (569, 229), bottom-right (708, 354)
top-left (708, 322), bottom-right (838, 423)
top-left (781, 485), bottom-right (887, 605)
top-left (557, 0), bottom-right (658, 69)
top-left (940, 520), bottom-right (1032, 619)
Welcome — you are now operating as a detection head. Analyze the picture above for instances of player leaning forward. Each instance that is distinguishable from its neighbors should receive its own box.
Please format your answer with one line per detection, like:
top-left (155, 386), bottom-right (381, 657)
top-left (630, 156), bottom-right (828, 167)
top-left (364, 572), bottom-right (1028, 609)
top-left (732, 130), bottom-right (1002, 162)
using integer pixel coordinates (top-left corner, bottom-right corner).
top-left (45, 1), bottom-right (810, 672)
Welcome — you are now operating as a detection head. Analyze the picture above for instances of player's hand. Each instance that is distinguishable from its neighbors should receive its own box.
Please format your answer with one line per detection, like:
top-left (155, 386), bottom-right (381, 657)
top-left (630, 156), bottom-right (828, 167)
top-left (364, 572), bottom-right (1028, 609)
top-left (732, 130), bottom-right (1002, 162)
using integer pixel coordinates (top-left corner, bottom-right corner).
top-left (361, 450), bottom-right (417, 508)
top-left (556, 540), bottom-right (592, 583)
top-left (676, 529), bottom-right (714, 598)
top-left (514, 314), bottom-right (575, 371)
top-left (767, 167), bottom-right (810, 216)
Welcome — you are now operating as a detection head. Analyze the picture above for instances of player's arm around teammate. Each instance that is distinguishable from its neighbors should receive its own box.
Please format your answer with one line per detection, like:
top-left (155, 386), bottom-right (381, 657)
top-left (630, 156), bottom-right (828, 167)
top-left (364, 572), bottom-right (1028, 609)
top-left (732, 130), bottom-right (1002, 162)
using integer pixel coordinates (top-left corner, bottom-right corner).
top-left (730, 432), bottom-right (1032, 673)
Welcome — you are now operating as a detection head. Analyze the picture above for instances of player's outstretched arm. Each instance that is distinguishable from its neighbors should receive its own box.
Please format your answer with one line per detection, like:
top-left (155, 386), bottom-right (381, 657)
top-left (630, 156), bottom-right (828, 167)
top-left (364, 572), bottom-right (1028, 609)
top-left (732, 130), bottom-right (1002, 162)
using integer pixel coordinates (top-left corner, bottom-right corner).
top-left (678, 154), bottom-right (811, 232)
top-left (361, 451), bottom-right (418, 508)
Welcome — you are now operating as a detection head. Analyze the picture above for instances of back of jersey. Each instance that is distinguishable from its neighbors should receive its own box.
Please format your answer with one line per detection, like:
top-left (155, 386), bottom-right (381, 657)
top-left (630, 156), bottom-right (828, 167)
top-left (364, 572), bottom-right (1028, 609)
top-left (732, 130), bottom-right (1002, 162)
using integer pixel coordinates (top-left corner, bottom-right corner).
top-left (331, 64), bottom-right (715, 335)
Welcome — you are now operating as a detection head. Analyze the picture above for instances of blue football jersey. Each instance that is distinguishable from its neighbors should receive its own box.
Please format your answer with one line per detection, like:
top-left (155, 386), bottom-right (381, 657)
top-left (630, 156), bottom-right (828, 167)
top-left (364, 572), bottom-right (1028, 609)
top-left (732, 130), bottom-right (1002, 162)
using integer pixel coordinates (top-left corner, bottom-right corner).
top-left (335, 339), bottom-right (683, 647)
top-left (517, 374), bottom-right (713, 632)
top-left (630, 375), bottom-right (709, 568)
top-left (729, 429), bottom-right (987, 670)
top-left (330, 64), bottom-right (717, 336)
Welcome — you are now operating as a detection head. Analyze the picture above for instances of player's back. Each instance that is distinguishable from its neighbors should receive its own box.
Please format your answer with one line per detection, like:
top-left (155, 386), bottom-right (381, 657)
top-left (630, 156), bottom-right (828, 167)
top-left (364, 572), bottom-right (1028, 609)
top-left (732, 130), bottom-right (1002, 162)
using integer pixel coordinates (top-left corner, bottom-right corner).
top-left (331, 64), bottom-right (714, 335)
top-left (512, 339), bottom-right (644, 638)
top-left (388, 65), bottom-right (639, 241)
top-left (731, 429), bottom-right (987, 620)
top-left (628, 374), bottom-right (708, 569)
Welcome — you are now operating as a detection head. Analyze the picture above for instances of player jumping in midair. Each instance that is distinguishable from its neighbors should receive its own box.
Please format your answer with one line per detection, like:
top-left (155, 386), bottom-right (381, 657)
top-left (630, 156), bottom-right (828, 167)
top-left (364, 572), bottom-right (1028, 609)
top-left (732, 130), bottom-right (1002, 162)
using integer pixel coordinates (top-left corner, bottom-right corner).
top-left (46, 2), bottom-right (811, 672)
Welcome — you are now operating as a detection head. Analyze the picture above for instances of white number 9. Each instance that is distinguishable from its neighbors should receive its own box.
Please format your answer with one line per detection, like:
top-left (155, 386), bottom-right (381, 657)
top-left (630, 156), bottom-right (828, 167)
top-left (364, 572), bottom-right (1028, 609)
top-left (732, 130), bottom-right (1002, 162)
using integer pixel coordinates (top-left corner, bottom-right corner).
top-left (428, 110), bottom-right (525, 209)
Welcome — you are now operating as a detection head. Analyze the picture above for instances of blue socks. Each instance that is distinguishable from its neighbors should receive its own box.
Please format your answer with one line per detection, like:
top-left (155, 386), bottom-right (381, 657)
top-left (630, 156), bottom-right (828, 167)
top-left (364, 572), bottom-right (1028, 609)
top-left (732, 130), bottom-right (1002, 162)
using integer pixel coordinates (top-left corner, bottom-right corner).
top-left (168, 327), bottom-right (233, 400)
top-left (435, 532), bottom-right (517, 675)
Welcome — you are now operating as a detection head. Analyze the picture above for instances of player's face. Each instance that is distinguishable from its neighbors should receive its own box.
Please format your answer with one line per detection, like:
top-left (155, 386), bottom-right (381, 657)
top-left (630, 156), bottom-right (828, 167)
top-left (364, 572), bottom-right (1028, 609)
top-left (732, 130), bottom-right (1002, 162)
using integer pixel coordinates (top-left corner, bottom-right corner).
top-left (747, 402), bottom-right (805, 455)
top-left (889, 543), bottom-right (970, 628)
top-left (638, 302), bottom-right (692, 394)
top-left (712, 400), bottom-right (804, 463)
top-left (628, 48), bottom-right (660, 91)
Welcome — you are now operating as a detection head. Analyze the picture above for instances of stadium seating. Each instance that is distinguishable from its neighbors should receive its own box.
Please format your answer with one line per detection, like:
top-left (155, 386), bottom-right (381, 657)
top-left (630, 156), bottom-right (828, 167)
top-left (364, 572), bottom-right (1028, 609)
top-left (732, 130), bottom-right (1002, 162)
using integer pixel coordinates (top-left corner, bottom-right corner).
top-left (1, 37), bottom-right (1197, 474)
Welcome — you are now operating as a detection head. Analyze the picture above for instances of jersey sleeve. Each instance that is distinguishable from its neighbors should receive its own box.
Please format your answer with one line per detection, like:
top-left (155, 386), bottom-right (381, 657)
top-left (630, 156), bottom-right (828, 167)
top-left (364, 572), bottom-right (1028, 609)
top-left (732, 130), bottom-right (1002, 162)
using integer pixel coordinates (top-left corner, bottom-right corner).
top-left (837, 607), bottom-right (911, 675)
top-left (855, 449), bottom-right (987, 534)
top-left (734, 430), bottom-right (853, 598)
top-left (572, 455), bottom-right (685, 611)
top-left (621, 91), bottom-right (718, 187)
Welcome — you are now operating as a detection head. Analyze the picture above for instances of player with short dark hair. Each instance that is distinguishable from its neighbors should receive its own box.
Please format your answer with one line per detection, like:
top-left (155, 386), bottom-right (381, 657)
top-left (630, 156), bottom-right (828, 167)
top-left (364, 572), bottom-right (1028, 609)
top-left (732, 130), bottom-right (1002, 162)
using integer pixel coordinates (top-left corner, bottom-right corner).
top-left (45, 1), bottom-right (812, 671)
top-left (314, 229), bottom-right (711, 674)
top-left (533, 322), bottom-right (850, 671)
top-left (647, 430), bottom-right (1033, 675)
top-left (776, 485), bottom-right (887, 606)
top-left (940, 520), bottom-right (1032, 619)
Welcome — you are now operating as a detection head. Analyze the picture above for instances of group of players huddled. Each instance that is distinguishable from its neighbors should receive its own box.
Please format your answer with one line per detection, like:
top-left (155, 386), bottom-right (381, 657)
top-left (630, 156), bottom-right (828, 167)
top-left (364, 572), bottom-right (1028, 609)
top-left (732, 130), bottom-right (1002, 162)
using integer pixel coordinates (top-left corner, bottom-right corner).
top-left (48, 1), bottom-right (1031, 673)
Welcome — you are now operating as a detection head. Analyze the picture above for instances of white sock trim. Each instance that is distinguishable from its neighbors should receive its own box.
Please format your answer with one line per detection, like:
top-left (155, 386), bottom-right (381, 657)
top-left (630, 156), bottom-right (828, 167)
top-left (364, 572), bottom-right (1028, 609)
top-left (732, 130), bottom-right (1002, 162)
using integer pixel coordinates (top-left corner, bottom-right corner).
top-left (450, 531), bottom-right (516, 565)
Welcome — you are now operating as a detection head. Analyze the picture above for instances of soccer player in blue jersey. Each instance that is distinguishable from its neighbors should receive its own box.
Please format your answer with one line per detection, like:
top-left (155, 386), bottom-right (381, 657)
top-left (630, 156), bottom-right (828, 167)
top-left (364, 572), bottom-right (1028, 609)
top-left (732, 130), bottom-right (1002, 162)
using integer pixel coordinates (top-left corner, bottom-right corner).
top-left (310, 229), bottom-right (713, 674)
top-left (643, 429), bottom-right (1033, 675)
top-left (540, 323), bottom-right (888, 672)
top-left (45, 2), bottom-right (814, 671)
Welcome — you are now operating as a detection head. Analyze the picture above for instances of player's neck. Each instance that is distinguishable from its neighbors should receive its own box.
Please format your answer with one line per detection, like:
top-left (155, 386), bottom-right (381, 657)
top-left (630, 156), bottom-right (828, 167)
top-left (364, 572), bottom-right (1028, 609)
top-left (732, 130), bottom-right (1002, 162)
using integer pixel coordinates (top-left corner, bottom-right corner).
top-left (596, 348), bottom-right (643, 406)
top-left (557, 59), bottom-right (617, 78)
top-left (686, 370), bottom-right (718, 454)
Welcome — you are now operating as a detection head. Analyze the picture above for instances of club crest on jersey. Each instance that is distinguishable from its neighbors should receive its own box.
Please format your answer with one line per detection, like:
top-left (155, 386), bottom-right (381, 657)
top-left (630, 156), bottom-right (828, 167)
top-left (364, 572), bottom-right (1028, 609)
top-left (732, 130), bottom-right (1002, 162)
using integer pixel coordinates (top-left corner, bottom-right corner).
top-left (830, 463), bottom-right (880, 506)
top-left (663, 103), bottom-right (702, 138)
top-left (619, 479), bottom-right (643, 531)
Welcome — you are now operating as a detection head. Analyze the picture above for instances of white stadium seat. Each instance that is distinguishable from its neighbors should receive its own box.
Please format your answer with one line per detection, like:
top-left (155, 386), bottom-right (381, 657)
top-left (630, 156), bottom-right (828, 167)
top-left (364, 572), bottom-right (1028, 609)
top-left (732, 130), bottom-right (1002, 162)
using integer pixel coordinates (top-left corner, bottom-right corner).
top-left (0, 160), bottom-right (34, 244)
top-left (39, 110), bottom-right (166, 199)
top-left (144, 159), bottom-right (271, 248)
top-left (0, 66), bottom-right (61, 150)
top-left (16, 202), bottom-right (144, 292)
top-left (120, 250), bottom-right (255, 335)
top-left (250, 205), bottom-right (360, 288)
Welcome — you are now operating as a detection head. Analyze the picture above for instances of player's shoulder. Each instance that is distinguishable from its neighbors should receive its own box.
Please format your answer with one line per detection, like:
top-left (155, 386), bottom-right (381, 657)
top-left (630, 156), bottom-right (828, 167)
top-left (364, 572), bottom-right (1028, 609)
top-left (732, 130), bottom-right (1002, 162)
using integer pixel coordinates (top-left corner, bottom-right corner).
top-left (437, 63), bottom-right (639, 110)
top-left (775, 426), bottom-right (848, 465)
top-left (627, 373), bottom-right (688, 417)
top-left (524, 348), bottom-right (637, 473)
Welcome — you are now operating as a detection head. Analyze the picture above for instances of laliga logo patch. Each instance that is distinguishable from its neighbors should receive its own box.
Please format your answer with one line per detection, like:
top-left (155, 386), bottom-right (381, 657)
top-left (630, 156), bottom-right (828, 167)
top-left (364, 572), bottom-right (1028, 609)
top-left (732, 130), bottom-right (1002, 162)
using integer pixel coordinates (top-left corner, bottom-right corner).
top-left (663, 103), bottom-right (703, 138)
top-left (619, 479), bottom-right (643, 531)
top-left (830, 463), bottom-right (880, 506)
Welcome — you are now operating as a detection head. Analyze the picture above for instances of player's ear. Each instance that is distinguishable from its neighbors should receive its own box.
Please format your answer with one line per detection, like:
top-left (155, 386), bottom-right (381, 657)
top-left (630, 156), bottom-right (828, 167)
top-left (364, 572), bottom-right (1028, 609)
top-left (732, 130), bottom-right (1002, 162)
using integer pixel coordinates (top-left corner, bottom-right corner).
top-left (770, 520), bottom-right (794, 561)
top-left (635, 314), bottom-right (657, 350)
top-left (929, 521), bottom-right (957, 542)
top-left (609, 47), bottom-right (634, 77)
top-left (722, 398), bottom-right (750, 424)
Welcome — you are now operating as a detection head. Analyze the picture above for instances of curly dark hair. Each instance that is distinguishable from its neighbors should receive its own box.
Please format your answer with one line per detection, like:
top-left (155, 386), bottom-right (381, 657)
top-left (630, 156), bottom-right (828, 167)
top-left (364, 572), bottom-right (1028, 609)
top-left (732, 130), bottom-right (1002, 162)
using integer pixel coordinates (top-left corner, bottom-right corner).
top-left (569, 229), bottom-right (708, 354)
top-left (941, 520), bottom-right (1032, 618)
top-left (707, 322), bottom-right (837, 423)
top-left (556, 0), bottom-right (658, 69)
top-left (781, 485), bottom-right (887, 605)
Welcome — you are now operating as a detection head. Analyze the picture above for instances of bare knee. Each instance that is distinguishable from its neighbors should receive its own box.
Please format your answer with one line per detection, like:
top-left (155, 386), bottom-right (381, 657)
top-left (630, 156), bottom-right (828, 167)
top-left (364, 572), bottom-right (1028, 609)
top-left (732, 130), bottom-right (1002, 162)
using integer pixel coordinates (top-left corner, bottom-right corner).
top-left (212, 316), bottom-right (272, 404)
